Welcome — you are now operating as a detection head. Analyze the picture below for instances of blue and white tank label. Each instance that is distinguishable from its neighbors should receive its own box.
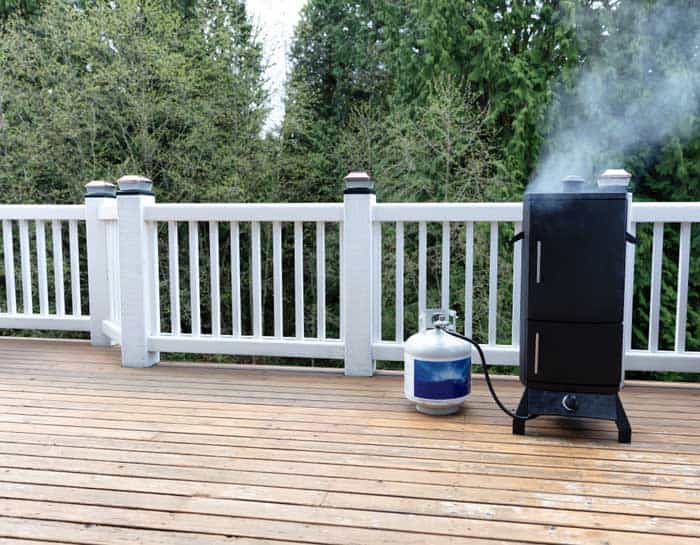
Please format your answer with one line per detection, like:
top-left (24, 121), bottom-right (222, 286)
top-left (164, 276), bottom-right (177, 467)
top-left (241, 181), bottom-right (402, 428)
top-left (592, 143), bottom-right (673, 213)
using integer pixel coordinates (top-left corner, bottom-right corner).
top-left (414, 357), bottom-right (471, 399)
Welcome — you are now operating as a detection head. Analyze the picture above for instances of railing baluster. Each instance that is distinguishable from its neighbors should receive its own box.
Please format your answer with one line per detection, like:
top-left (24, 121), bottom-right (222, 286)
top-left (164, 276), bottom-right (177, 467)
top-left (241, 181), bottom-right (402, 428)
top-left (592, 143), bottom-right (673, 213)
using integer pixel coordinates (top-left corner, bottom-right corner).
top-left (36, 220), bottom-right (49, 315)
top-left (68, 220), bottom-right (80, 316)
top-left (110, 222), bottom-right (119, 322)
top-left (3, 220), bottom-right (17, 314)
top-left (273, 221), bottom-right (283, 337)
top-left (19, 220), bottom-right (32, 314)
top-left (51, 221), bottom-right (65, 316)
top-left (316, 221), bottom-right (326, 339)
top-left (339, 224), bottom-right (344, 340)
top-left (372, 221), bottom-right (382, 341)
top-left (209, 221), bottom-right (221, 337)
top-left (488, 222), bottom-right (499, 345)
top-left (188, 221), bottom-right (200, 336)
top-left (167, 221), bottom-right (180, 335)
top-left (230, 221), bottom-right (241, 336)
top-left (418, 221), bottom-right (427, 325)
top-left (648, 222), bottom-right (664, 352)
top-left (395, 221), bottom-right (404, 342)
top-left (251, 221), bottom-right (262, 337)
top-left (441, 221), bottom-right (450, 310)
top-left (622, 222), bottom-right (637, 353)
top-left (464, 221), bottom-right (474, 338)
top-left (150, 222), bottom-right (160, 335)
top-left (294, 221), bottom-right (304, 338)
top-left (511, 221), bottom-right (522, 347)
top-left (675, 222), bottom-right (691, 352)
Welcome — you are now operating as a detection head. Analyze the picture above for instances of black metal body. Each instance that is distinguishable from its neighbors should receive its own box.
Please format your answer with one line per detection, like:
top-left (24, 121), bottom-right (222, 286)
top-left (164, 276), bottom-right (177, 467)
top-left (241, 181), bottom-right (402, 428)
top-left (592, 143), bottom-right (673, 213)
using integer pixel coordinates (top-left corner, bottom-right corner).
top-left (513, 183), bottom-right (632, 442)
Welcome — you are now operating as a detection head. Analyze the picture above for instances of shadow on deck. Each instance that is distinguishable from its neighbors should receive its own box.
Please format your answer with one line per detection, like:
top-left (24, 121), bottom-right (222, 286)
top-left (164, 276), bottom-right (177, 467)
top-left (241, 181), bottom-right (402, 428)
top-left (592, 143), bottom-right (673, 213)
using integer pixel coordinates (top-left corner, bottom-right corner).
top-left (0, 337), bottom-right (698, 545)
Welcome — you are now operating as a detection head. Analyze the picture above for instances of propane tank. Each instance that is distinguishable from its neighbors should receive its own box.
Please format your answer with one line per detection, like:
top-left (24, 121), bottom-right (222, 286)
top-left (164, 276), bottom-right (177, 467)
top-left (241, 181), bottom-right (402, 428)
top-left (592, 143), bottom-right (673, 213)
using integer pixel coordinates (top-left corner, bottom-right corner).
top-left (404, 309), bottom-right (471, 415)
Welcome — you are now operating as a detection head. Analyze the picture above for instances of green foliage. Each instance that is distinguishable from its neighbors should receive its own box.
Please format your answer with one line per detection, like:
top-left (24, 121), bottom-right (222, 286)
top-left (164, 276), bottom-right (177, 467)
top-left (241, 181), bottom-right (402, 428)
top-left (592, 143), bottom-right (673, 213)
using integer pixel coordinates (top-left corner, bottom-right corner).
top-left (0, 0), bottom-right (267, 204)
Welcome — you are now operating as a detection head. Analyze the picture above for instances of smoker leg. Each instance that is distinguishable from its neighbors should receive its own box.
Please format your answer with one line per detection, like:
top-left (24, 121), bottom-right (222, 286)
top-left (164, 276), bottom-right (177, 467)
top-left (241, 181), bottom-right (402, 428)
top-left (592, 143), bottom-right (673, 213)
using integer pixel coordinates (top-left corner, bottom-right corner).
top-left (615, 394), bottom-right (631, 444)
top-left (512, 389), bottom-right (528, 436)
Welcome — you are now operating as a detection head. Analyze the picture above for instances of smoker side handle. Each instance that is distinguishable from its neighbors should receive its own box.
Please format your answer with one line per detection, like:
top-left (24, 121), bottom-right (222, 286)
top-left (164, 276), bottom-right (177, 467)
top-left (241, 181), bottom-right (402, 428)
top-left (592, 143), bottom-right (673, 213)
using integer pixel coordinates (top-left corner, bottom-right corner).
top-left (626, 232), bottom-right (638, 244)
top-left (510, 232), bottom-right (524, 244)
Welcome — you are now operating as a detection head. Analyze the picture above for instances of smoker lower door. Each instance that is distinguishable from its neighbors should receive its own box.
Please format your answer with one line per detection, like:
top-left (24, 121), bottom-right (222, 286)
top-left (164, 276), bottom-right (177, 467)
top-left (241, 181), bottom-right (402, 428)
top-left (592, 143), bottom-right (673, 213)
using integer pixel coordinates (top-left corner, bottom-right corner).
top-left (521, 320), bottom-right (623, 393)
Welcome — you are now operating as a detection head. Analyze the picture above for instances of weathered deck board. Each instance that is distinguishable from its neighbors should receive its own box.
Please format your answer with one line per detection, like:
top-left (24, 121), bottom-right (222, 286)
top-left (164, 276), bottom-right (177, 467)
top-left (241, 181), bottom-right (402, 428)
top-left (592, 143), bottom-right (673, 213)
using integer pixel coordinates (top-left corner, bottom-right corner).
top-left (0, 338), bottom-right (698, 545)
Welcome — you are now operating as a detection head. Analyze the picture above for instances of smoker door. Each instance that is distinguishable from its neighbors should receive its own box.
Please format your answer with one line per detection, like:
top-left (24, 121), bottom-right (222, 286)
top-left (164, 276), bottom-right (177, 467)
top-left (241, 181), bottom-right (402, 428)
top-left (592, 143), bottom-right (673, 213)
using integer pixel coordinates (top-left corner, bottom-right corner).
top-left (525, 196), bottom-right (626, 323)
top-left (522, 320), bottom-right (623, 392)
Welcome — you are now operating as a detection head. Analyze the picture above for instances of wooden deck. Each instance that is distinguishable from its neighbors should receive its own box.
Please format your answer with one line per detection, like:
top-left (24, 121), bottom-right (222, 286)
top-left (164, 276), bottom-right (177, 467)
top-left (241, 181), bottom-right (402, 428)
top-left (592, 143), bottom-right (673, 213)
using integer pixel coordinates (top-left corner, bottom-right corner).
top-left (0, 338), bottom-right (698, 545)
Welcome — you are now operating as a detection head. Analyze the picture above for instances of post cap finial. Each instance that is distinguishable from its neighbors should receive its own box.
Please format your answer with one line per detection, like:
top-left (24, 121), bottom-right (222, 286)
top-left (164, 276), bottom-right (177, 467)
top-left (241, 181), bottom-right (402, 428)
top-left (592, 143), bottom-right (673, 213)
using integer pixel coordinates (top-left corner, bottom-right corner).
top-left (117, 175), bottom-right (153, 196)
top-left (597, 169), bottom-right (632, 188)
top-left (85, 180), bottom-right (116, 198)
top-left (344, 171), bottom-right (375, 194)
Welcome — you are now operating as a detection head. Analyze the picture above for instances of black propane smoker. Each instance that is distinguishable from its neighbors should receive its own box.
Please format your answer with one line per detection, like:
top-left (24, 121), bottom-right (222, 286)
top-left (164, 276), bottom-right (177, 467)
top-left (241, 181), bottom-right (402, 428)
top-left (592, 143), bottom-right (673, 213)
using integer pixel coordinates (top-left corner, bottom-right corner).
top-left (435, 169), bottom-right (636, 443)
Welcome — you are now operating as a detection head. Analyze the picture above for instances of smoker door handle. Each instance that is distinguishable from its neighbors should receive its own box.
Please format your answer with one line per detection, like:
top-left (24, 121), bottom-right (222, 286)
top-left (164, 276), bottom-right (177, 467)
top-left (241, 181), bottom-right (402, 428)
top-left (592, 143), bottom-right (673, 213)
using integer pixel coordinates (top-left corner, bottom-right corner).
top-left (509, 232), bottom-right (524, 245)
top-left (626, 232), bottom-right (638, 244)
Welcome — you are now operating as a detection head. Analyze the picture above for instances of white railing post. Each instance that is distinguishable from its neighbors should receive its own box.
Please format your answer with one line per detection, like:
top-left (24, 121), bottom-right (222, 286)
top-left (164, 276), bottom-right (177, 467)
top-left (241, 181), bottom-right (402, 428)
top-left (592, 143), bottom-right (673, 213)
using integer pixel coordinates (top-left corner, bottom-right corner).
top-left (84, 181), bottom-right (117, 346)
top-left (342, 171), bottom-right (376, 376)
top-left (117, 175), bottom-right (159, 367)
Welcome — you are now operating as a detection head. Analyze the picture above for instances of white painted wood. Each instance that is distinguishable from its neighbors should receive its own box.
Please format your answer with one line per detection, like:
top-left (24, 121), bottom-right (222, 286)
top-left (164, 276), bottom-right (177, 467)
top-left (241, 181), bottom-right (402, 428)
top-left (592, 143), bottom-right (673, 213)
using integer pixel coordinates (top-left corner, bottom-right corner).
top-left (167, 222), bottom-right (181, 335)
top-left (395, 222), bottom-right (404, 342)
top-left (84, 197), bottom-right (116, 345)
top-left (101, 319), bottom-right (122, 344)
top-left (250, 221), bottom-right (262, 337)
top-left (144, 203), bottom-right (343, 222)
top-left (372, 221), bottom-right (382, 341)
top-left (511, 221), bottom-right (522, 347)
top-left (35, 221), bottom-right (49, 315)
top-left (418, 221), bottom-right (427, 324)
top-left (373, 203), bottom-right (522, 222)
top-left (108, 221), bottom-right (121, 323)
top-left (294, 221), bottom-right (304, 339)
top-left (188, 221), bottom-right (200, 337)
top-left (441, 221), bottom-right (450, 310)
top-left (18, 220), bottom-right (32, 314)
top-left (116, 183), bottom-right (159, 367)
top-left (316, 221), bottom-right (326, 339)
top-left (339, 224), bottom-right (344, 340)
top-left (342, 190), bottom-right (375, 376)
top-left (209, 222), bottom-right (221, 337)
top-left (488, 222), bottom-right (499, 345)
top-left (68, 220), bottom-right (81, 317)
top-left (51, 221), bottom-right (65, 316)
top-left (0, 205), bottom-right (84, 221)
top-left (0, 314), bottom-right (90, 331)
top-left (230, 221), bottom-right (241, 336)
top-left (464, 222), bottom-right (474, 337)
top-left (149, 335), bottom-right (344, 359)
top-left (648, 222), bottom-right (664, 352)
top-left (272, 222), bottom-right (283, 338)
top-left (623, 349), bottom-right (700, 373)
top-left (631, 202), bottom-right (700, 222)
top-left (622, 222), bottom-right (637, 353)
top-left (150, 221), bottom-right (160, 336)
top-left (372, 341), bottom-right (518, 365)
top-left (675, 222), bottom-right (691, 352)
top-left (2, 220), bottom-right (17, 315)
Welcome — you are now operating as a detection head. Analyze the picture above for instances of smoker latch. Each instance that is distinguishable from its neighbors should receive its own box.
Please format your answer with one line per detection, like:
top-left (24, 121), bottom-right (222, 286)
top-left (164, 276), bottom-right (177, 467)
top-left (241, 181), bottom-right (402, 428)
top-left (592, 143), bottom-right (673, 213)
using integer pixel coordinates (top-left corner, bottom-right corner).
top-left (625, 232), bottom-right (638, 244)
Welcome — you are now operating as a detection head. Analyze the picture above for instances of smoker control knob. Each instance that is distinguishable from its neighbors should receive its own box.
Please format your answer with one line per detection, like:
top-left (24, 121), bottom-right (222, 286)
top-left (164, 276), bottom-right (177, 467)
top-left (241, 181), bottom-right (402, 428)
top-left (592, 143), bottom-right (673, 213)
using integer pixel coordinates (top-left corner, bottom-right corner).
top-left (562, 394), bottom-right (578, 413)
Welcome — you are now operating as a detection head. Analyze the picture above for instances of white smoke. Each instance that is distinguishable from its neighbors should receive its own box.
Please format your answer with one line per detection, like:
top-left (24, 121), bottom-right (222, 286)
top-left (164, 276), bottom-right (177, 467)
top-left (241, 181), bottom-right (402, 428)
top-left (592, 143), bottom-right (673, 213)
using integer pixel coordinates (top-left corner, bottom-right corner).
top-left (528, 5), bottom-right (700, 193)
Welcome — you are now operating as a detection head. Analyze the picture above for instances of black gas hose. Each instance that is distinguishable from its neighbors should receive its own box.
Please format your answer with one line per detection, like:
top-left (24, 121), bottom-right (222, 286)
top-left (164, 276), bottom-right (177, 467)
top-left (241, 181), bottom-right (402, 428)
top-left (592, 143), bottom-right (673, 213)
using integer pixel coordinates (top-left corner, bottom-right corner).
top-left (436, 325), bottom-right (535, 421)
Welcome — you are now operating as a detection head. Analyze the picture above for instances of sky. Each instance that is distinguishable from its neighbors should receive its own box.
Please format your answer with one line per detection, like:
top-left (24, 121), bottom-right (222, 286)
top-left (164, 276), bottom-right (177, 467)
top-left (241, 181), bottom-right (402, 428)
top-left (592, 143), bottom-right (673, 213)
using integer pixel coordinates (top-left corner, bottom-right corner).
top-left (246, 0), bottom-right (307, 132)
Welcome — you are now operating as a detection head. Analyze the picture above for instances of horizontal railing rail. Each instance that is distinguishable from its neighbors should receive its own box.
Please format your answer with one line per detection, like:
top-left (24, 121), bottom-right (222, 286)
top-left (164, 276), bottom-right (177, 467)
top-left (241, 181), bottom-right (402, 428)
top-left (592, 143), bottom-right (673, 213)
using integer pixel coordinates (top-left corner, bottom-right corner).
top-left (1, 172), bottom-right (699, 377)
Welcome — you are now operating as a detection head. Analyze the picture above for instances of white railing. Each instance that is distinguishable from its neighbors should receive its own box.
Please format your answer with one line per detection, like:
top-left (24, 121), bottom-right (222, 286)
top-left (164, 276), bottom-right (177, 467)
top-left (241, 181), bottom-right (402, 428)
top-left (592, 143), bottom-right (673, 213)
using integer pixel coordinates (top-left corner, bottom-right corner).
top-left (1, 173), bottom-right (699, 376)
top-left (0, 205), bottom-right (89, 332)
top-left (143, 203), bottom-right (344, 360)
